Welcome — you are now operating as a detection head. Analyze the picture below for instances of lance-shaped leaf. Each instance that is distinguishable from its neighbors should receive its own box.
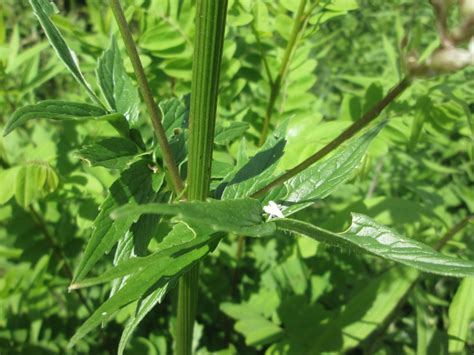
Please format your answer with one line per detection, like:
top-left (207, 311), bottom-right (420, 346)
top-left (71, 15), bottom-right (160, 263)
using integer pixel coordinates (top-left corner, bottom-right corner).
top-left (69, 233), bottom-right (217, 347)
top-left (97, 37), bottom-right (140, 126)
top-left (276, 214), bottom-right (474, 278)
top-left (221, 120), bottom-right (288, 199)
top-left (3, 100), bottom-right (128, 136)
top-left (109, 194), bottom-right (166, 298)
top-left (273, 123), bottom-right (383, 216)
top-left (29, 0), bottom-right (101, 104)
top-left (118, 284), bottom-right (171, 355)
top-left (71, 228), bottom-right (211, 289)
top-left (76, 137), bottom-right (139, 170)
top-left (73, 160), bottom-right (159, 282)
top-left (112, 198), bottom-right (276, 237)
top-left (116, 222), bottom-right (195, 355)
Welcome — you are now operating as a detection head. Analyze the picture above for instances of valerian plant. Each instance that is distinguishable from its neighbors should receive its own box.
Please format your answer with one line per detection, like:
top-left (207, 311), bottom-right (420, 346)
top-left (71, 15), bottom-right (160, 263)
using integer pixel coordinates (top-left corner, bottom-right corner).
top-left (2, 0), bottom-right (474, 353)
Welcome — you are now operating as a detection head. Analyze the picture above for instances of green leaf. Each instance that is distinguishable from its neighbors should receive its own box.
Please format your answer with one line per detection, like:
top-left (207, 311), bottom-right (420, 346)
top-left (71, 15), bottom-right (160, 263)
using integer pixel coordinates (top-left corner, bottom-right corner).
top-left (221, 121), bottom-right (287, 199)
top-left (3, 100), bottom-right (127, 136)
top-left (109, 208), bottom-right (165, 298)
top-left (276, 214), bottom-right (474, 277)
top-left (235, 318), bottom-right (283, 347)
top-left (97, 36), bottom-right (140, 126)
top-left (76, 137), bottom-right (139, 169)
top-left (113, 216), bottom-right (177, 353)
top-left (112, 198), bottom-right (276, 237)
top-left (157, 97), bottom-right (189, 165)
top-left (71, 229), bottom-right (212, 289)
top-left (14, 162), bottom-right (58, 208)
top-left (73, 160), bottom-right (158, 282)
top-left (160, 97), bottom-right (188, 137)
top-left (310, 266), bottom-right (419, 353)
top-left (118, 285), bottom-right (170, 355)
top-left (114, 222), bottom-right (189, 355)
top-left (448, 278), bottom-right (474, 353)
top-left (214, 122), bottom-right (249, 145)
top-left (220, 300), bottom-right (284, 347)
top-left (29, 0), bottom-right (101, 104)
top-left (0, 167), bottom-right (20, 204)
top-left (274, 123), bottom-right (383, 216)
top-left (69, 232), bottom-right (216, 347)
top-left (140, 22), bottom-right (187, 55)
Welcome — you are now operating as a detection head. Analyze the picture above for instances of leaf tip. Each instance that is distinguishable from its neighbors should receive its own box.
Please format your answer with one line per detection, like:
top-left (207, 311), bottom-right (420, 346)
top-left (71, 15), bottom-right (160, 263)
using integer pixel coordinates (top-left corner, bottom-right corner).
top-left (3, 126), bottom-right (12, 137)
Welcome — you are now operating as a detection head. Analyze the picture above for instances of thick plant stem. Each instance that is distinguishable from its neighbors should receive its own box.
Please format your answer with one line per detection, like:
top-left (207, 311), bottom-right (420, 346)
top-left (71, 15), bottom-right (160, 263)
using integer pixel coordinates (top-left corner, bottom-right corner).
top-left (109, 0), bottom-right (184, 195)
top-left (253, 76), bottom-right (412, 198)
top-left (258, 0), bottom-right (309, 146)
top-left (175, 0), bottom-right (228, 354)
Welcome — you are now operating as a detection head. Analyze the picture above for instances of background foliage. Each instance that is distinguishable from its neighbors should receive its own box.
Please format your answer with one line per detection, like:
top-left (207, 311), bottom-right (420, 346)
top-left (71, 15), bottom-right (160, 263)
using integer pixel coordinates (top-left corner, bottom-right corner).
top-left (1, 0), bottom-right (473, 353)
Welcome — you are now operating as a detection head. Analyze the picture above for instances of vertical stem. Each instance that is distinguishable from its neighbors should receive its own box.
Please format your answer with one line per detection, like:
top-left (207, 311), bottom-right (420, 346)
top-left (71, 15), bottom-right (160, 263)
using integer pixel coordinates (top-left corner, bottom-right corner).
top-left (109, 0), bottom-right (184, 195)
top-left (175, 0), bottom-right (228, 354)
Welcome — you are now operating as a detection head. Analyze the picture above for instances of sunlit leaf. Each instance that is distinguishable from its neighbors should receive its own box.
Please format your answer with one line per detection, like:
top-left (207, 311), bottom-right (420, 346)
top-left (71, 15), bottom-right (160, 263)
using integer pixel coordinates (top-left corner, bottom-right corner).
top-left (3, 100), bottom-right (128, 136)
top-left (69, 232), bottom-right (216, 347)
top-left (160, 97), bottom-right (188, 136)
top-left (76, 137), bottom-right (139, 169)
top-left (29, 0), bottom-right (102, 104)
top-left (112, 198), bottom-right (276, 237)
top-left (276, 214), bottom-right (474, 277)
top-left (0, 167), bottom-right (20, 204)
top-left (73, 160), bottom-right (159, 281)
top-left (14, 162), bottom-right (58, 208)
top-left (273, 123), bottom-right (383, 216)
top-left (97, 36), bottom-right (140, 126)
top-left (214, 121), bottom-right (249, 145)
top-left (221, 120), bottom-right (288, 199)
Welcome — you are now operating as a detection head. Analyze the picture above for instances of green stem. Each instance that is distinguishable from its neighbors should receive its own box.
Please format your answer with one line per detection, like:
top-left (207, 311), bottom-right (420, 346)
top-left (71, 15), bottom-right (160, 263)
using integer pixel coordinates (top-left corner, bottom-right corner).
top-left (435, 214), bottom-right (474, 250)
top-left (253, 76), bottom-right (412, 198)
top-left (109, 0), bottom-right (184, 195)
top-left (258, 0), bottom-right (310, 146)
top-left (175, 0), bottom-right (228, 354)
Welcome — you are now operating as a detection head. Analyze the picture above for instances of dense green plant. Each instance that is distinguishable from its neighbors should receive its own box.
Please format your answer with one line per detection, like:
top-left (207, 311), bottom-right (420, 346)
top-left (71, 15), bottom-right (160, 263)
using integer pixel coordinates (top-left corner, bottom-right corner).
top-left (1, 0), bottom-right (474, 354)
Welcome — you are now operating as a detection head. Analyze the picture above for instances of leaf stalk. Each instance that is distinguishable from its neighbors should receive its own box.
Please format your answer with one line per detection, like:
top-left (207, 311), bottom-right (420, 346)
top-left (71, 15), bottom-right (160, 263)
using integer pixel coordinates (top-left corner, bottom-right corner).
top-left (253, 76), bottom-right (412, 198)
top-left (109, 0), bottom-right (184, 195)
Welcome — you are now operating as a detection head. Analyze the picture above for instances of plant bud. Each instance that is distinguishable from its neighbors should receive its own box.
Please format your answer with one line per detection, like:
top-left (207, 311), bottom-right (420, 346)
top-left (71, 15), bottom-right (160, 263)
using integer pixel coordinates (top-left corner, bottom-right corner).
top-left (428, 46), bottom-right (473, 72)
top-left (460, 0), bottom-right (474, 18)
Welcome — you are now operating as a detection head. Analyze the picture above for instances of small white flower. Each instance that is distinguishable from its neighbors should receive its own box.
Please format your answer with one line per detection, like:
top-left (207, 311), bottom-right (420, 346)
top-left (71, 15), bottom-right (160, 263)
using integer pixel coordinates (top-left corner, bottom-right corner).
top-left (263, 201), bottom-right (284, 220)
